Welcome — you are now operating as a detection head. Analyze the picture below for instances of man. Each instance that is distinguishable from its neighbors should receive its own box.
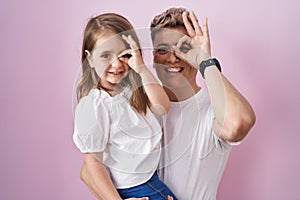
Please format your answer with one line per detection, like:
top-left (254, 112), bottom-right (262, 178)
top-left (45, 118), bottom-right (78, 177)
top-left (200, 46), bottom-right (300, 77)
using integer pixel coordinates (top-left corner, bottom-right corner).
top-left (151, 7), bottom-right (256, 200)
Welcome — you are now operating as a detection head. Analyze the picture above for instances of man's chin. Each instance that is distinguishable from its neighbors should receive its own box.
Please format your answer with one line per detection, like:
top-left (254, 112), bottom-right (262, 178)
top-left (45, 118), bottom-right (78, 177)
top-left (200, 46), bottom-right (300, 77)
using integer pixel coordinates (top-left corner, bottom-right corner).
top-left (162, 81), bottom-right (183, 90)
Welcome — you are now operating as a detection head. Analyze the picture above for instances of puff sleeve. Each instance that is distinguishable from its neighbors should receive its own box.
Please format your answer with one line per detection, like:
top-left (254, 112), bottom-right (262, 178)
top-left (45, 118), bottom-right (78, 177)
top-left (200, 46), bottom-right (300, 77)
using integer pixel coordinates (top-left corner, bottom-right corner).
top-left (73, 90), bottom-right (110, 153)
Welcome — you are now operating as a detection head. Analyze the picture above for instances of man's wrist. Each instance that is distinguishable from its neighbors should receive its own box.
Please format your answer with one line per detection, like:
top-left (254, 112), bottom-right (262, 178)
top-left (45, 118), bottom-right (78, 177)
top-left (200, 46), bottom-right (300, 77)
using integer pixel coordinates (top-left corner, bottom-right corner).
top-left (199, 58), bottom-right (222, 79)
top-left (196, 56), bottom-right (208, 69)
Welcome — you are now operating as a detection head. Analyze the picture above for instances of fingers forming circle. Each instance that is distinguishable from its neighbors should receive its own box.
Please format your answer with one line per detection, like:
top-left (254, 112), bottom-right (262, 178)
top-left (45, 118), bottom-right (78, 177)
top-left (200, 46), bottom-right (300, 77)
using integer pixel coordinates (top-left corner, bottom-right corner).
top-left (182, 11), bottom-right (195, 37)
top-left (176, 35), bottom-right (192, 48)
top-left (122, 35), bottom-right (139, 51)
top-left (189, 11), bottom-right (203, 36)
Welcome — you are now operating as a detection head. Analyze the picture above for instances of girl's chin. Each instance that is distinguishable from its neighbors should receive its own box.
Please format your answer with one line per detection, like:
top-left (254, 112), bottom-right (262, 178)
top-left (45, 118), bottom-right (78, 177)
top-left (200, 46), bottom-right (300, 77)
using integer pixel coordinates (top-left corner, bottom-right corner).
top-left (104, 79), bottom-right (123, 87)
top-left (102, 73), bottom-right (128, 85)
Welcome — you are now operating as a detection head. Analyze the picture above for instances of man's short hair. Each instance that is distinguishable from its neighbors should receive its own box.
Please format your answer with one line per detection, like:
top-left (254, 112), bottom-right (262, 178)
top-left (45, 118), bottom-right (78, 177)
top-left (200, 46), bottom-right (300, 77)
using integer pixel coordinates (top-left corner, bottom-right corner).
top-left (150, 7), bottom-right (191, 41)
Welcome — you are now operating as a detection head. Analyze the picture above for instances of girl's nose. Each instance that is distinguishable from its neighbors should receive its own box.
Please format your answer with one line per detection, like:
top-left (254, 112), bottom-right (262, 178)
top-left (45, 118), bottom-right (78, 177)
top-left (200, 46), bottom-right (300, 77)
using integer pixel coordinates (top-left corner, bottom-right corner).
top-left (110, 57), bottom-right (123, 69)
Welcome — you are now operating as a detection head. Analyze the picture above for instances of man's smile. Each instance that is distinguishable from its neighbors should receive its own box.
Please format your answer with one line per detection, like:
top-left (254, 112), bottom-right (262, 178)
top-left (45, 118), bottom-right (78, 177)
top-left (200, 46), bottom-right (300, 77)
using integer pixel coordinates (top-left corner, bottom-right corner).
top-left (165, 67), bottom-right (184, 73)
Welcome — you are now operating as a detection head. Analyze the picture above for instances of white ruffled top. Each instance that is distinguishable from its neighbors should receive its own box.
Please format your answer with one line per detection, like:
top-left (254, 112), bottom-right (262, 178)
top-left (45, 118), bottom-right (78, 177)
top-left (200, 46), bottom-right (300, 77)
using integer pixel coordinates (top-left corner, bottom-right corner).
top-left (73, 87), bottom-right (162, 188)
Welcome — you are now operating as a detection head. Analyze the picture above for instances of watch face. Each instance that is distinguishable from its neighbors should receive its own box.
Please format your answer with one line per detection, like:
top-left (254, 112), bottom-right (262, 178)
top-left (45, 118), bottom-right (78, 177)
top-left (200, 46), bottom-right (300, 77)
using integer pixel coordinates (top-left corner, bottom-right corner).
top-left (207, 58), bottom-right (219, 66)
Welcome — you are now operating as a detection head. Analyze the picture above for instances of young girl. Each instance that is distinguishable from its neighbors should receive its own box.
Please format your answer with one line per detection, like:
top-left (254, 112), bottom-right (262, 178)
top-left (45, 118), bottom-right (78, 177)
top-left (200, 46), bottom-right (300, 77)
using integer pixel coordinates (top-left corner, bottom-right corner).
top-left (73, 13), bottom-right (177, 200)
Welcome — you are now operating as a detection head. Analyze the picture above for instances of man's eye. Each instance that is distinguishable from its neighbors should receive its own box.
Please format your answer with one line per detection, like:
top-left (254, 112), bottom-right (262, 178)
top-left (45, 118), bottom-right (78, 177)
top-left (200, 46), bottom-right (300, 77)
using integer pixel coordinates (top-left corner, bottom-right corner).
top-left (156, 48), bottom-right (169, 54)
top-left (179, 45), bottom-right (191, 53)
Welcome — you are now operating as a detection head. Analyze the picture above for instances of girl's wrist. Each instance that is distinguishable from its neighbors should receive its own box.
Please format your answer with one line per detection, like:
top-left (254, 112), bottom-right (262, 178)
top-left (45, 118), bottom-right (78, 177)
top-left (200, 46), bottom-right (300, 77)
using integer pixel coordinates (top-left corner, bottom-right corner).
top-left (133, 64), bottom-right (148, 75)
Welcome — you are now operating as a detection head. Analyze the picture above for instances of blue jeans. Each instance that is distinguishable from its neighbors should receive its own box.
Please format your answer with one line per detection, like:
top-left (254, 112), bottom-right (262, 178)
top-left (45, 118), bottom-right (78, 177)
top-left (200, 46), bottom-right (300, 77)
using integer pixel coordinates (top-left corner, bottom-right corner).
top-left (117, 172), bottom-right (177, 200)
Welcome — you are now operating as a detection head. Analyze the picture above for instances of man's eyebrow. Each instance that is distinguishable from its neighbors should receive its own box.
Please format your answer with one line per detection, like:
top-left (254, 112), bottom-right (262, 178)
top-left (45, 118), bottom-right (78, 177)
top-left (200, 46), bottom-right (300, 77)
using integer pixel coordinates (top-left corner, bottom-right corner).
top-left (155, 43), bottom-right (170, 47)
top-left (180, 42), bottom-right (191, 47)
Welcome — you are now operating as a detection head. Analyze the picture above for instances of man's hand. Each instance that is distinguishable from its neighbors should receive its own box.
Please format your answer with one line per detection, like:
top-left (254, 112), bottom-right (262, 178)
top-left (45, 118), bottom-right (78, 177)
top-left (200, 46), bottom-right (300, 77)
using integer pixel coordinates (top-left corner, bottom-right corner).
top-left (125, 195), bottom-right (173, 200)
top-left (167, 195), bottom-right (174, 200)
top-left (172, 10), bottom-right (211, 69)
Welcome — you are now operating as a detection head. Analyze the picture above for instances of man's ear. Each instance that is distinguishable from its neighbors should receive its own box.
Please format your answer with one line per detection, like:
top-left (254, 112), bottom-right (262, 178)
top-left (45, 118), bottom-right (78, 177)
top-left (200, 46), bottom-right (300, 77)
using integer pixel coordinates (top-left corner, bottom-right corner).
top-left (85, 50), bottom-right (94, 68)
top-left (152, 50), bottom-right (155, 68)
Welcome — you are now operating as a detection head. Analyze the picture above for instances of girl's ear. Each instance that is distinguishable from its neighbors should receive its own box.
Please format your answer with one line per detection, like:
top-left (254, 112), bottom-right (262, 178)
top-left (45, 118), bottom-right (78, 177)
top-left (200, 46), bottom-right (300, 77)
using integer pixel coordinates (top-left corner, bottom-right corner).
top-left (85, 50), bottom-right (94, 68)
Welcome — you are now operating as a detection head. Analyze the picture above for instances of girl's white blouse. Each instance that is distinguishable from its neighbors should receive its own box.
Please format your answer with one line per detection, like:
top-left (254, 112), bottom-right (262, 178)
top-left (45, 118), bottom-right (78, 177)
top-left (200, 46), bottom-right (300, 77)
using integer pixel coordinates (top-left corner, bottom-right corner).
top-left (73, 88), bottom-right (162, 188)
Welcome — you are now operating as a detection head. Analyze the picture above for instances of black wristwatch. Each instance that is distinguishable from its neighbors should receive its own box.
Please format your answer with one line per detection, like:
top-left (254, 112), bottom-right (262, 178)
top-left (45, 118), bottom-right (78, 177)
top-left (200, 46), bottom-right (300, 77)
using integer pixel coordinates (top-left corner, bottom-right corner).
top-left (199, 58), bottom-right (222, 79)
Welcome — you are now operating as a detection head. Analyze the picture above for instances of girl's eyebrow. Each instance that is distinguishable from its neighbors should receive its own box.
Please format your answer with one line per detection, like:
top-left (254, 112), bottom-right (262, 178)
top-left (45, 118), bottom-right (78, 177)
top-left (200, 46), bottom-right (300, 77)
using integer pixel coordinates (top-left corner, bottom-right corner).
top-left (99, 50), bottom-right (114, 54)
top-left (118, 48), bottom-right (128, 55)
top-left (97, 50), bottom-right (122, 56)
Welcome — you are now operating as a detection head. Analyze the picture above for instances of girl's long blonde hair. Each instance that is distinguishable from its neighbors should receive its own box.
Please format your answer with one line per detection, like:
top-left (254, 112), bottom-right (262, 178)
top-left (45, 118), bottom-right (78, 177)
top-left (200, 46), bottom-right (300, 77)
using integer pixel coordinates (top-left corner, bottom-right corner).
top-left (76, 13), bottom-right (149, 115)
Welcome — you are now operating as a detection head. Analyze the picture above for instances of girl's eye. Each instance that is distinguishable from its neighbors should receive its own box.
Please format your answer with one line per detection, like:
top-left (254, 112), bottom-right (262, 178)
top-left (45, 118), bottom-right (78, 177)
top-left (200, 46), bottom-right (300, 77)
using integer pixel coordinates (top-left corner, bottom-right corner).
top-left (100, 53), bottom-right (111, 59)
top-left (122, 53), bottom-right (132, 59)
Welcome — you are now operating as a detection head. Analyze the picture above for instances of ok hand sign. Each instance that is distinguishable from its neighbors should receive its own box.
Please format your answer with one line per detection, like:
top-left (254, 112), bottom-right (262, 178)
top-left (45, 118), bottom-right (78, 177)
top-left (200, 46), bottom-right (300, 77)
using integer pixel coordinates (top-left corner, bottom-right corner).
top-left (119, 35), bottom-right (145, 74)
top-left (172, 11), bottom-right (212, 69)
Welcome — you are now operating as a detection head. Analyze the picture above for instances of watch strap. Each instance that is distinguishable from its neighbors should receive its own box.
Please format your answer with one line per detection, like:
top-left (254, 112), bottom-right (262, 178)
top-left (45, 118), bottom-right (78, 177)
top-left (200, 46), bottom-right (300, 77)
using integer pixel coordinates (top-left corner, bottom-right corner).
top-left (199, 58), bottom-right (222, 79)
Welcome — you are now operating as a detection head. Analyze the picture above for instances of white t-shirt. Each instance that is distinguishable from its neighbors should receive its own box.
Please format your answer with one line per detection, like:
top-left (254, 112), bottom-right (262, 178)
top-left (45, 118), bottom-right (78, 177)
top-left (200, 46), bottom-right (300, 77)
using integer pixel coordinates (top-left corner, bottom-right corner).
top-left (158, 88), bottom-right (234, 200)
top-left (73, 88), bottom-right (162, 189)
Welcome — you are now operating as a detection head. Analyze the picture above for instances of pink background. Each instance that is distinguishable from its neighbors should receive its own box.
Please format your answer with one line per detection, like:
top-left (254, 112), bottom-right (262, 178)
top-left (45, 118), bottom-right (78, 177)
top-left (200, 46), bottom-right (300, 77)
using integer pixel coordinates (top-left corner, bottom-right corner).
top-left (1, 0), bottom-right (299, 199)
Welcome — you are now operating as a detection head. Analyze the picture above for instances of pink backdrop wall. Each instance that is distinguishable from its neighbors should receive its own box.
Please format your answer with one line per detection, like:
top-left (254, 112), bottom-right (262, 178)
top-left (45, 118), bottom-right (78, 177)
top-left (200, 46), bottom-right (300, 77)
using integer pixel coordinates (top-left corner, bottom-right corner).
top-left (1, 0), bottom-right (299, 199)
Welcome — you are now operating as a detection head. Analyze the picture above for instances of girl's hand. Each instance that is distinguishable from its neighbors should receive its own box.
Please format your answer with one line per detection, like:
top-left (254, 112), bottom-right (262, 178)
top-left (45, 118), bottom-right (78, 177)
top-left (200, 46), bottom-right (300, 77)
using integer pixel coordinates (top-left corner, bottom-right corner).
top-left (172, 10), bottom-right (211, 69)
top-left (119, 35), bottom-right (146, 74)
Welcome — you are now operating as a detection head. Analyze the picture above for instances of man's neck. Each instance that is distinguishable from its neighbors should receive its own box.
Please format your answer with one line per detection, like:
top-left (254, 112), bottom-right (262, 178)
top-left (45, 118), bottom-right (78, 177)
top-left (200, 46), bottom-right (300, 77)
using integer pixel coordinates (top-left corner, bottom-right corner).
top-left (164, 85), bottom-right (201, 102)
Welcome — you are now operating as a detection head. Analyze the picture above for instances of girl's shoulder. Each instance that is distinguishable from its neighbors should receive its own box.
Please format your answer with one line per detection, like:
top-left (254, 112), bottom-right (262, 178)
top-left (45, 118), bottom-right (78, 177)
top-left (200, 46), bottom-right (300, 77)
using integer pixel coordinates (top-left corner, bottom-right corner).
top-left (73, 89), bottom-right (110, 153)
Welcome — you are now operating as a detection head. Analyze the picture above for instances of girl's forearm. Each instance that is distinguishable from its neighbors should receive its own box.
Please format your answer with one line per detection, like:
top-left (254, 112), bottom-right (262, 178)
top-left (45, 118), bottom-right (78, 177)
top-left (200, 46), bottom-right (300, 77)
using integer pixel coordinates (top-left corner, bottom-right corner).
top-left (138, 66), bottom-right (170, 115)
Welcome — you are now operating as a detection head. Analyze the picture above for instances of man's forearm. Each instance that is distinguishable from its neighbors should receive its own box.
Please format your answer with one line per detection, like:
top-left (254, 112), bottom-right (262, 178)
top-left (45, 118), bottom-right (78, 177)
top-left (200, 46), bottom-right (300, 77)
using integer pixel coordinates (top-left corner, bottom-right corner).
top-left (204, 66), bottom-right (256, 142)
top-left (80, 154), bottom-right (122, 200)
top-left (80, 161), bottom-right (103, 200)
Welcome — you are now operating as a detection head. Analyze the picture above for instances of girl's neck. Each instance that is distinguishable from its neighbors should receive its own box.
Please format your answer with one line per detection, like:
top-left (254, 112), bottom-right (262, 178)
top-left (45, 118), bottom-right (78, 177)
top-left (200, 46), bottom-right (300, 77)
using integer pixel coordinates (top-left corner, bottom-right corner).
top-left (98, 82), bottom-right (125, 97)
